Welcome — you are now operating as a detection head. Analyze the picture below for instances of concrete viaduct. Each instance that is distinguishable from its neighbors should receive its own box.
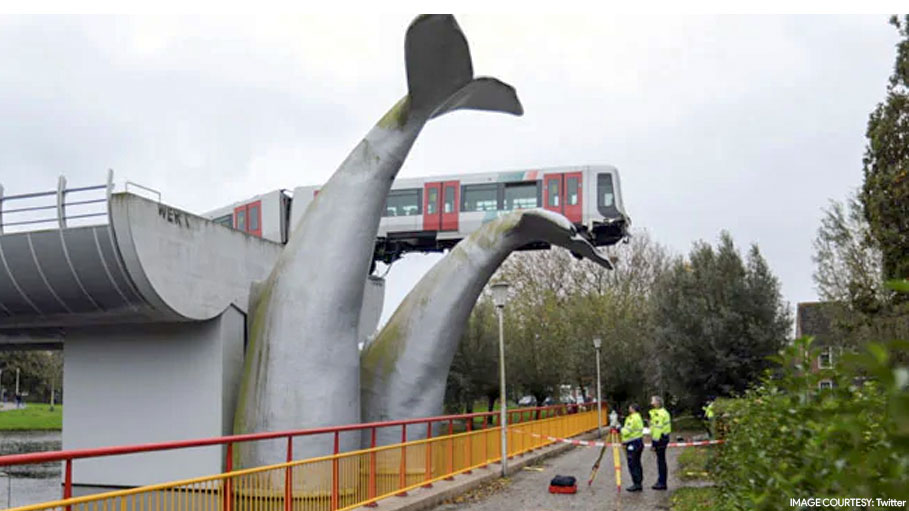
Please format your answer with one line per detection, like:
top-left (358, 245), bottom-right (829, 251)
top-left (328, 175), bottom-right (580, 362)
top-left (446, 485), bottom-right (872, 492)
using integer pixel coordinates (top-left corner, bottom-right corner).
top-left (0, 173), bottom-right (384, 491)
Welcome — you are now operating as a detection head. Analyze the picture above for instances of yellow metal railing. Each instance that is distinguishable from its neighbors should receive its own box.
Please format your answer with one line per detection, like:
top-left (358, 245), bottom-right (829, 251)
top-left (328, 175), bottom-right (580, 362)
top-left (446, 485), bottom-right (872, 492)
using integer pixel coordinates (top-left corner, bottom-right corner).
top-left (8, 410), bottom-right (602, 511)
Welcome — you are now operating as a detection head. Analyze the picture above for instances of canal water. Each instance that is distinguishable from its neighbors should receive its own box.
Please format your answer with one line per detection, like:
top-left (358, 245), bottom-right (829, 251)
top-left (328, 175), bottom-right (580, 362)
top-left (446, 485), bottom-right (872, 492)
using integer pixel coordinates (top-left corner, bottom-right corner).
top-left (0, 431), bottom-right (61, 509)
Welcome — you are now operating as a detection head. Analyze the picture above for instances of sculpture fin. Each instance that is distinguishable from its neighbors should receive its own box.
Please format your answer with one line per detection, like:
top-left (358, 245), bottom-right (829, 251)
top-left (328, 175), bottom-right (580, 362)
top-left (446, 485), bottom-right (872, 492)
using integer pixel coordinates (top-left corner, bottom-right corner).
top-left (430, 77), bottom-right (524, 119)
top-left (405, 15), bottom-right (473, 114)
top-left (405, 15), bottom-right (522, 119)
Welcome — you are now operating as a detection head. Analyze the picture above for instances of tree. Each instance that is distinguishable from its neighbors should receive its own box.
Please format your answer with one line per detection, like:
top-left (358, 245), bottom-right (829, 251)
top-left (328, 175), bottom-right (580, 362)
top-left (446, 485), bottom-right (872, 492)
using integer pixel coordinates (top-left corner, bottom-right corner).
top-left (485, 229), bottom-right (669, 409)
top-left (445, 296), bottom-right (500, 413)
top-left (0, 350), bottom-right (63, 402)
top-left (651, 232), bottom-right (791, 412)
top-left (812, 193), bottom-right (885, 312)
top-left (811, 193), bottom-right (909, 350)
top-left (861, 15), bottom-right (909, 283)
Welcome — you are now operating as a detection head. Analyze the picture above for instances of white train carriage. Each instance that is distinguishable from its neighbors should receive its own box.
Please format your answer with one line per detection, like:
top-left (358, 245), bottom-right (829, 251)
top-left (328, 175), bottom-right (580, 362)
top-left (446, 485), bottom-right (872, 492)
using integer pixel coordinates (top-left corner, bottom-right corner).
top-left (206, 189), bottom-right (292, 243)
top-left (204, 165), bottom-right (630, 263)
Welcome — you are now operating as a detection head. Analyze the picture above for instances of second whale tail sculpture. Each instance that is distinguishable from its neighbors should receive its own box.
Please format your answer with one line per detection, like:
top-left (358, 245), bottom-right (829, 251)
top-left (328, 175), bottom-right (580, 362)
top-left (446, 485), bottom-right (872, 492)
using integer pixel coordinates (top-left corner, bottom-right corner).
top-left (233, 14), bottom-right (523, 468)
top-left (360, 209), bottom-right (613, 446)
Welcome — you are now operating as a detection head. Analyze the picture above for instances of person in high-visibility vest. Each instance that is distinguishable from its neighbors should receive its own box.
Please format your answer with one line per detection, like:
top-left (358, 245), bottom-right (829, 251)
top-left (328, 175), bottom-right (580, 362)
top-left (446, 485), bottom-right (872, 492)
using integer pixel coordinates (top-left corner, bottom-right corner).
top-left (703, 399), bottom-right (716, 438)
top-left (621, 403), bottom-right (644, 492)
top-left (648, 395), bottom-right (672, 490)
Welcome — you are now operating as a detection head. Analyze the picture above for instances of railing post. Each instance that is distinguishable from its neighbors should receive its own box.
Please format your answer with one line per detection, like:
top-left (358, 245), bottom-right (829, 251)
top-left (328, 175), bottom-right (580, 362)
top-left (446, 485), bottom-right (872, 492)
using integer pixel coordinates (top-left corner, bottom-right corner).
top-left (63, 458), bottom-right (72, 511)
top-left (223, 443), bottom-right (233, 511)
top-left (0, 183), bottom-right (5, 234)
top-left (423, 422), bottom-right (432, 487)
top-left (365, 427), bottom-right (378, 507)
top-left (56, 175), bottom-right (67, 229)
top-left (285, 437), bottom-right (293, 511)
top-left (105, 169), bottom-right (114, 221)
top-left (445, 419), bottom-right (454, 480)
top-left (396, 424), bottom-right (408, 496)
top-left (331, 431), bottom-right (340, 511)
top-left (481, 416), bottom-right (488, 467)
top-left (464, 418), bottom-right (472, 474)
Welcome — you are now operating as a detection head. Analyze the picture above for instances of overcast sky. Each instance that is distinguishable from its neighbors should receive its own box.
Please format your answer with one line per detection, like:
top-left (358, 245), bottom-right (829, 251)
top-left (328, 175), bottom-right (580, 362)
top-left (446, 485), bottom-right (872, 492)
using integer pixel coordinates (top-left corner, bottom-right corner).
top-left (0, 14), bottom-right (900, 325)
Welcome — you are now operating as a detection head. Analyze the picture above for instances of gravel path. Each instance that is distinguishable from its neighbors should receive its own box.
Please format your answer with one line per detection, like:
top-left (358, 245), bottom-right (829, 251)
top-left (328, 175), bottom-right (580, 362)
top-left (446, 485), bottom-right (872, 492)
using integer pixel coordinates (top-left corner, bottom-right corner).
top-left (433, 443), bottom-right (682, 511)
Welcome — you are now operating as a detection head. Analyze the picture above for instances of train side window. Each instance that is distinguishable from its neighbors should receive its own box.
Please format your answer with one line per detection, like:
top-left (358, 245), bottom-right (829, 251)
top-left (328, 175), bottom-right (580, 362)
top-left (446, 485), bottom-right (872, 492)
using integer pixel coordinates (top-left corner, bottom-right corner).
top-left (504, 182), bottom-right (537, 210)
top-left (213, 215), bottom-right (232, 228)
top-left (462, 184), bottom-right (498, 212)
top-left (597, 173), bottom-right (615, 208)
top-left (566, 177), bottom-right (579, 206)
top-left (236, 210), bottom-right (246, 231)
top-left (444, 185), bottom-right (455, 213)
top-left (547, 179), bottom-right (560, 207)
top-left (427, 188), bottom-right (438, 215)
top-left (249, 205), bottom-right (260, 231)
top-left (385, 189), bottom-right (421, 217)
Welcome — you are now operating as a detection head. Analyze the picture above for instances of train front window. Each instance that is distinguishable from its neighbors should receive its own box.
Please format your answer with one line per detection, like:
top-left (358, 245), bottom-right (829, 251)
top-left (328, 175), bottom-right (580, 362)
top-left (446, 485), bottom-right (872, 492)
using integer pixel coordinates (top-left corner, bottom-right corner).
top-left (444, 185), bottom-right (455, 213)
top-left (427, 188), bottom-right (438, 214)
top-left (597, 173), bottom-right (615, 208)
top-left (547, 179), bottom-right (560, 207)
top-left (566, 177), bottom-right (579, 206)
top-left (385, 189), bottom-right (421, 217)
top-left (236, 210), bottom-right (246, 231)
top-left (505, 182), bottom-right (537, 210)
top-left (462, 184), bottom-right (498, 212)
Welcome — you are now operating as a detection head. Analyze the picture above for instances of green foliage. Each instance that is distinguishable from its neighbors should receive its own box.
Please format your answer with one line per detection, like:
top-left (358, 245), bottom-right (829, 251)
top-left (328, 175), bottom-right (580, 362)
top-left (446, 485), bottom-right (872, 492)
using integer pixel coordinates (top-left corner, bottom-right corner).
top-left (671, 487), bottom-right (719, 511)
top-left (652, 232), bottom-right (791, 412)
top-left (712, 332), bottom-right (909, 510)
top-left (444, 229), bottom-right (791, 417)
top-left (0, 350), bottom-right (63, 403)
top-left (862, 15), bottom-right (909, 283)
top-left (0, 403), bottom-right (63, 430)
top-left (493, 230), bottom-right (669, 408)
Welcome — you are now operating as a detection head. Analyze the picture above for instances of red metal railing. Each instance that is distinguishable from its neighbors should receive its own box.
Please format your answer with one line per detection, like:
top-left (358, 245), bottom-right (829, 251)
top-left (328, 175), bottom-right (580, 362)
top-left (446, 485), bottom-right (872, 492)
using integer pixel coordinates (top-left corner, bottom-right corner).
top-left (0, 402), bottom-right (601, 505)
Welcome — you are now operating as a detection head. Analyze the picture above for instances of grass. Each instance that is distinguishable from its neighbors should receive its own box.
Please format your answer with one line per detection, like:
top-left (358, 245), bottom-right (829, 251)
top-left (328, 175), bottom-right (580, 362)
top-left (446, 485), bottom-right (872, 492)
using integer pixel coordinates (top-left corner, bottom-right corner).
top-left (0, 403), bottom-right (63, 430)
top-left (671, 486), bottom-right (719, 510)
top-left (677, 446), bottom-right (714, 481)
top-left (673, 415), bottom-right (708, 433)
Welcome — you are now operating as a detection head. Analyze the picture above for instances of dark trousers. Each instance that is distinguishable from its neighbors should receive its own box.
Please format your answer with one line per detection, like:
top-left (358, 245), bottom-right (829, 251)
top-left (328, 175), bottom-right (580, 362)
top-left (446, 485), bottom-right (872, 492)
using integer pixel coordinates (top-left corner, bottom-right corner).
top-left (625, 438), bottom-right (644, 486)
top-left (653, 436), bottom-right (668, 486)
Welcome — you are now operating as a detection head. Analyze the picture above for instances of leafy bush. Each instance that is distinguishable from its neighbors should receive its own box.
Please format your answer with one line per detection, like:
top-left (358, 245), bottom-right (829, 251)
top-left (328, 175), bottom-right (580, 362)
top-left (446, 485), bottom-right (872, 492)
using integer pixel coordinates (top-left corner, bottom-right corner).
top-left (711, 331), bottom-right (908, 510)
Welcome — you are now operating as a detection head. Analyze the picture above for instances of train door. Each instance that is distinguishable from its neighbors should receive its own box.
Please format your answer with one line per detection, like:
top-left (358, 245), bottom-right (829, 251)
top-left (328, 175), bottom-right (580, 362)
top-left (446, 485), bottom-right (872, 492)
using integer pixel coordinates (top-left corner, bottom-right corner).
top-left (424, 181), bottom-right (460, 231)
top-left (441, 180), bottom-right (459, 231)
top-left (563, 171), bottom-right (583, 223)
top-left (423, 182), bottom-right (441, 231)
top-left (543, 174), bottom-right (563, 215)
top-left (234, 200), bottom-right (262, 237)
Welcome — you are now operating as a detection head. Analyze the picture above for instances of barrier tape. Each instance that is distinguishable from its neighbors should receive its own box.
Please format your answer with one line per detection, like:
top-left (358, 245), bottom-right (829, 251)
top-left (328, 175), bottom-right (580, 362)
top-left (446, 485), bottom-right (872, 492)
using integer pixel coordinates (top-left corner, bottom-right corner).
top-left (512, 429), bottom-right (724, 448)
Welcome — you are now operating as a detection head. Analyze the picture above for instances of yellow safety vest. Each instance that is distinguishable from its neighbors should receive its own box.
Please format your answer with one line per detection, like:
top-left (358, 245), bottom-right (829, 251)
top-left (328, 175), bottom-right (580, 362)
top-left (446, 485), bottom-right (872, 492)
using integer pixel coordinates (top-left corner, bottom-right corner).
top-left (704, 402), bottom-right (715, 419)
top-left (621, 412), bottom-right (643, 443)
top-left (649, 407), bottom-right (672, 441)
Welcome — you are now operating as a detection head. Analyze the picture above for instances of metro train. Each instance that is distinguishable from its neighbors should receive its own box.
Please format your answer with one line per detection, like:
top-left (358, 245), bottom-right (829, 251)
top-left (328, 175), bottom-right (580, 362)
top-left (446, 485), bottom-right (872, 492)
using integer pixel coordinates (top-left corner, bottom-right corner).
top-left (204, 165), bottom-right (630, 264)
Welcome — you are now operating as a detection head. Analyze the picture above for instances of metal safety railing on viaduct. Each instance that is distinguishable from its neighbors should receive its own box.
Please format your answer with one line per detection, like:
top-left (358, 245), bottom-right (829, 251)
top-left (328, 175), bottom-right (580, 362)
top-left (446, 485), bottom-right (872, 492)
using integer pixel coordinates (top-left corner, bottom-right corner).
top-left (0, 403), bottom-right (606, 511)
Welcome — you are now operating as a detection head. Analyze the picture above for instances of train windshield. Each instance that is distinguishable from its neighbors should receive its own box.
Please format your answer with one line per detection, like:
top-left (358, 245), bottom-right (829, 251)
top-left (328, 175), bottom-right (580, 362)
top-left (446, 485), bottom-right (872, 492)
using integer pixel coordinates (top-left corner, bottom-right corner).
top-left (597, 173), bottom-right (615, 209)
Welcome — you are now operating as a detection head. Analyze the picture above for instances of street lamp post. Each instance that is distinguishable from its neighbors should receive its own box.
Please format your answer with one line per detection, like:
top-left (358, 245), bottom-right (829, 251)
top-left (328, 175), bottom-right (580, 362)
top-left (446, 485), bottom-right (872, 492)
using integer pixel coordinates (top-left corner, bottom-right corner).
top-left (593, 337), bottom-right (603, 438)
top-left (491, 282), bottom-right (510, 478)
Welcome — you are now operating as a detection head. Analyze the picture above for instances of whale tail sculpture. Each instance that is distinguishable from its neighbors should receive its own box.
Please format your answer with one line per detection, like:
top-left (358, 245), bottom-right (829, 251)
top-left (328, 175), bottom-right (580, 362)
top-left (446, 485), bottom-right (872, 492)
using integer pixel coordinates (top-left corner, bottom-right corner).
top-left (233, 14), bottom-right (523, 470)
top-left (403, 15), bottom-right (522, 122)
